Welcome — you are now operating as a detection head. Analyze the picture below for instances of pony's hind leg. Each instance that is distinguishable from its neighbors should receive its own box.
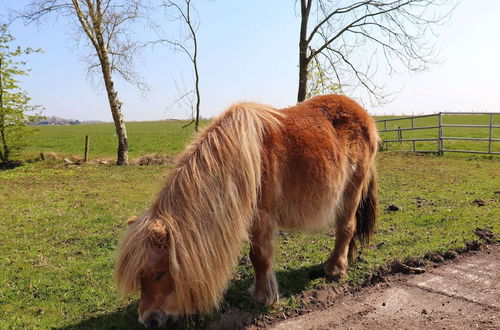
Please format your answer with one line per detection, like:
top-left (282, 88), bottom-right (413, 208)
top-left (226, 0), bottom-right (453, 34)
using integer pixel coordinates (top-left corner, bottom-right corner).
top-left (324, 176), bottom-right (364, 281)
top-left (249, 213), bottom-right (279, 306)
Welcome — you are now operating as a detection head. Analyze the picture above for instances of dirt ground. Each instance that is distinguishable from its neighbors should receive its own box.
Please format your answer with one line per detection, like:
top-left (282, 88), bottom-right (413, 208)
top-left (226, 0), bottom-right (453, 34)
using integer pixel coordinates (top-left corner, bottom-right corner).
top-left (266, 244), bottom-right (499, 330)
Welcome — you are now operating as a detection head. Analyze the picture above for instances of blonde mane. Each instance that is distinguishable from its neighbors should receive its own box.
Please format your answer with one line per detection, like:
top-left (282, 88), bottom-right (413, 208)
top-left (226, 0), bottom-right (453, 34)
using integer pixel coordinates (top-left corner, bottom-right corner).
top-left (115, 103), bottom-right (283, 314)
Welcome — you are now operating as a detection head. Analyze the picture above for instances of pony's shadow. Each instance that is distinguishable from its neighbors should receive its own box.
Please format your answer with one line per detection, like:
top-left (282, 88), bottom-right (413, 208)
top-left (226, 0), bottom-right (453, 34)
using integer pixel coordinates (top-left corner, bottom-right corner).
top-left (56, 263), bottom-right (324, 330)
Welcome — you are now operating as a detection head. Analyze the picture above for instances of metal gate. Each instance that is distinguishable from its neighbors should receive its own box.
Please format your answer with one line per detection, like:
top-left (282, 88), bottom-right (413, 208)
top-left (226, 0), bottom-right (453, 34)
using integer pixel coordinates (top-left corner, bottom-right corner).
top-left (376, 112), bottom-right (500, 155)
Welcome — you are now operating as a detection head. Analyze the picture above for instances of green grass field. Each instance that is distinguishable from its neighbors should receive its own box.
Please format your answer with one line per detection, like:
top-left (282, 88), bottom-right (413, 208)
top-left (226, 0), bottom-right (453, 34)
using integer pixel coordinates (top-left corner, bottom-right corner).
top-left (1, 118), bottom-right (499, 328)
top-left (20, 120), bottom-right (210, 161)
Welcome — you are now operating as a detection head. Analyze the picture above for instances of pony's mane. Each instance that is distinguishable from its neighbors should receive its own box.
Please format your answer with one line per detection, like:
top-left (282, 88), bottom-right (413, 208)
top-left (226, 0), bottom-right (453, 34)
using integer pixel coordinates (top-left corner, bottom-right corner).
top-left (115, 103), bottom-right (283, 314)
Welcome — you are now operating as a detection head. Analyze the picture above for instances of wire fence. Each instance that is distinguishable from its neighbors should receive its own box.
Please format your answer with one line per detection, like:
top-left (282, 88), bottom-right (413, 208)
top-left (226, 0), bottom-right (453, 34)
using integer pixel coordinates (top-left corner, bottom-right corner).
top-left (376, 112), bottom-right (500, 155)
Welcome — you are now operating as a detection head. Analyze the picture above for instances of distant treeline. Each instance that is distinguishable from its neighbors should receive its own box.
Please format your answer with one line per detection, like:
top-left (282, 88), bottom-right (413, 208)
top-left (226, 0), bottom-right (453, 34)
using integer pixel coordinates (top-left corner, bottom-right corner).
top-left (32, 116), bottom-right (103, 126)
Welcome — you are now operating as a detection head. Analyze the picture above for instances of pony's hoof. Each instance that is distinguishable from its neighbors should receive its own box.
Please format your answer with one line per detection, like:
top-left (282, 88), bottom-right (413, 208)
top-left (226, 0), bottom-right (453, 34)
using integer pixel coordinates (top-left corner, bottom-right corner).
top-left (253, 293), bottom-right (279, 306)
top-left (249, 285), bottom-right (279, 306)
top-left (324, 268), bottom-right (347, 282)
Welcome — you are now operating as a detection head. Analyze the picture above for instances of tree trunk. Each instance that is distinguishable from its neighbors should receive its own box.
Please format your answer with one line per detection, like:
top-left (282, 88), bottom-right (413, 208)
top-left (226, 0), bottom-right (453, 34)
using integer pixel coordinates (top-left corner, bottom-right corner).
top-left (0, 127), bottom-right (7, 162)
top-left (97, 44), bottom-right (129, 165)
top-left (0, 117), bottom-right (8, 162)
top-left (194, 63), bottom-right (200, 132)
top-left (0, 58), bottom-right (8, 163)
top-left (297, 53), bottom-right (309, 103)
top-left (192, 25), bottom-right (200, 132)
top-left (298, 0), bottom-right (311, 103)
top-left (101, 61), bottom-right (129, 165)
top-left (79, 1), bottom-right (129, 166)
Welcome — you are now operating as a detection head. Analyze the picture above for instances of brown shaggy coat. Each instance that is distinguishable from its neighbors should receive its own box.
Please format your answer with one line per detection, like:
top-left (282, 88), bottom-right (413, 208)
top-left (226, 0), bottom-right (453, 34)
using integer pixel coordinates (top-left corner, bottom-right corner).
top-left (115, 94), bottom-right (378, 324)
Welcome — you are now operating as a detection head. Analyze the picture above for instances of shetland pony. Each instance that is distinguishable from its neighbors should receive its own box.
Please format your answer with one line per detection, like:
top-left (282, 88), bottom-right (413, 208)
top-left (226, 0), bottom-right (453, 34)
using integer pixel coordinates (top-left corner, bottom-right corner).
top-left (115, 94), bottom-right (378, 328)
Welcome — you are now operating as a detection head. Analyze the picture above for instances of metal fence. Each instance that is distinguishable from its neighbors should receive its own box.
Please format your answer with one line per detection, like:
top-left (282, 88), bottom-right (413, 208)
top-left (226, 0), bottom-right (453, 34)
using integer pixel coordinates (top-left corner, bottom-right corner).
top-left (376, 112), bottom-right (500, 155)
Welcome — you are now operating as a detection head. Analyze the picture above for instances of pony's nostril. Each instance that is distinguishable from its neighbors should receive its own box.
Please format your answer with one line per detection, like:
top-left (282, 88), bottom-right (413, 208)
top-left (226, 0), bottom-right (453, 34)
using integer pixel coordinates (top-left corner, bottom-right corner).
top-left (145, 317), bottom-right (159, 328)
top-left (144, 310), bottom-right (166, 328)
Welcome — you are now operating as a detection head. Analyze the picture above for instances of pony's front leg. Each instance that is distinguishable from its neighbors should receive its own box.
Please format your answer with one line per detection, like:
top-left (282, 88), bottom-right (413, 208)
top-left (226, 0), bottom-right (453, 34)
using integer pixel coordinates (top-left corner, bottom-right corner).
top-left (249, 214), bottom-right (279, 306)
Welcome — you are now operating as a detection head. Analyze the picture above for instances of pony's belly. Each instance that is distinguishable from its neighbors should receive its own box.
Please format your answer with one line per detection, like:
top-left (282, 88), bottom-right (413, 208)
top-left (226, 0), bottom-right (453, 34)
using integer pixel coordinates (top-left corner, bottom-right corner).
top-left (271, 153), bottom-right (351, 231)
top-left (274, 182), bottom-right (343, 231)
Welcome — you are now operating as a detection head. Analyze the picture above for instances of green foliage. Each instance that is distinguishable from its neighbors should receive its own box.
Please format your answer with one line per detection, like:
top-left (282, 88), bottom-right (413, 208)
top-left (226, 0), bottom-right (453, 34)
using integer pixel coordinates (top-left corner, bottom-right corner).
top-left (306, 58), bottom-right (342, 98)
top-left (0, 24), bottom-right (43, 163)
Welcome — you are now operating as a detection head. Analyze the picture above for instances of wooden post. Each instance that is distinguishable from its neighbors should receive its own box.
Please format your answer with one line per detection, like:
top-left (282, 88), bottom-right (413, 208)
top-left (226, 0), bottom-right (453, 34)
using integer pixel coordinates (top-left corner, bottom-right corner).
top-left (84, 135), bottom-right (89, 162)
top-left (488, 113), bottom-right (493, 154)
top-left (438, 112), bottom-right (444, 155)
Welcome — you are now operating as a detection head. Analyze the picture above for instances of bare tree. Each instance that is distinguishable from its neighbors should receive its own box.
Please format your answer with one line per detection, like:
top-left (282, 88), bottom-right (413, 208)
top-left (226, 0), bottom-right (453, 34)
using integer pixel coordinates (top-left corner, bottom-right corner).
top-left (155, 0), bottom-right (201, 131)
top-left (22, 0), bottom-right (150, 165)
top-left (297, 0), bottom-right (457, 103)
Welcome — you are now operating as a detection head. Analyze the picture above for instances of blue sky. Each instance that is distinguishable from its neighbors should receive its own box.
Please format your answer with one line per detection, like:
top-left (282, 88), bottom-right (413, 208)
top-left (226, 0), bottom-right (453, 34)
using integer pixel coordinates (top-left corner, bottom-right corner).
top-left (1, 1), bottom-right (499, 121)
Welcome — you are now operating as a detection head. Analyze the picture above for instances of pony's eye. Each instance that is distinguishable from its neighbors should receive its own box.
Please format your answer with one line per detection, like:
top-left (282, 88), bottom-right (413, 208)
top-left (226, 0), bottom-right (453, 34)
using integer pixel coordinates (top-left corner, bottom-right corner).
top-left (155, 271), bottom-right (166, 282)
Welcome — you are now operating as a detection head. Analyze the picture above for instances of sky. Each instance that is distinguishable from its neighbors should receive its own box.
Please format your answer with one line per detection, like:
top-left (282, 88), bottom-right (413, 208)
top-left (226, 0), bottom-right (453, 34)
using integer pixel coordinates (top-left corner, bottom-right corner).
top-left (1, 0), bottom-right (499, 122)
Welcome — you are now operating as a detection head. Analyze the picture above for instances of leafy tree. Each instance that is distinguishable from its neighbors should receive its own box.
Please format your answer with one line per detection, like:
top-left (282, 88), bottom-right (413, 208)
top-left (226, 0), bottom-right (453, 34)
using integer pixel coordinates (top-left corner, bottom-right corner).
top-left (0, 24), bottom-right (43, 165)
top-left (306, 56), bottom-right (342, 99)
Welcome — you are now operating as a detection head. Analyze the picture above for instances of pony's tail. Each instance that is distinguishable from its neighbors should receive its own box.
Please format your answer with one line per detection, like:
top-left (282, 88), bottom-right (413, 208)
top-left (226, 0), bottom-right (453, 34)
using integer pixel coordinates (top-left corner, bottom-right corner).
top-left (349, 166), bottom-right (378, 261)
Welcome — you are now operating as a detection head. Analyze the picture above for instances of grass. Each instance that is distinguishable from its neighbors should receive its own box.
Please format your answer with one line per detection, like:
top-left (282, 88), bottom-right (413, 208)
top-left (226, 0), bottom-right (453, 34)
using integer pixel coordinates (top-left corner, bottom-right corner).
top-left (1, 152), bottom-right (498, 329)
top-left (2, 117), bottom-right (499, 328)
top-left (20, 120), bottom-right (209, 161)
top-left (375, 113), bottom-right (500, 153)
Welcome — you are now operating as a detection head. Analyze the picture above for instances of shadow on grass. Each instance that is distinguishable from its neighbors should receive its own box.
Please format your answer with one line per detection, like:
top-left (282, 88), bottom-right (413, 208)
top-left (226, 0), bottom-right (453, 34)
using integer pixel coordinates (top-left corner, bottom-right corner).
top-left (56, 263), bottom-right (324, 330)
top-left (0, 160), bottom-right (23, 170)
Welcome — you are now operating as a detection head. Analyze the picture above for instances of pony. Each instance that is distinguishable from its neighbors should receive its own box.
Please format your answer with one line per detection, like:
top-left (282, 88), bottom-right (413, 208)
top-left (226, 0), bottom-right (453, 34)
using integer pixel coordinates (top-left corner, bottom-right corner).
top-left (115, 94), bottom-right (379, 328)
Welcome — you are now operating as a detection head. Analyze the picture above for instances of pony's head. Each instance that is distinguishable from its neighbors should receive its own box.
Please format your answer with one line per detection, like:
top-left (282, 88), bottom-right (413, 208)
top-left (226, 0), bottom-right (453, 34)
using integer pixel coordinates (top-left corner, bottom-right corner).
top-left (115, 215), bottom-right (180, 328)
top-left (137, 246), bottom-right (178, 328)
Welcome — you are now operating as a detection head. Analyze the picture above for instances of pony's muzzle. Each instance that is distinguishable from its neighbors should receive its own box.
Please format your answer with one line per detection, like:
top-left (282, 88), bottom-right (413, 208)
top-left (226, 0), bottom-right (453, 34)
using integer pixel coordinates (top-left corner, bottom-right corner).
top-left (140, 309), bottom-right (167, 329)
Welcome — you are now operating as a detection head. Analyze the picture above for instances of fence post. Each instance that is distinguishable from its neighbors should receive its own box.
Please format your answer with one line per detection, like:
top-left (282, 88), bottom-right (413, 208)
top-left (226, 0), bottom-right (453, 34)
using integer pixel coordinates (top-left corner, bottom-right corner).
top-left (488, 113), bottom-right (493, 154)
top-left (438, 112), bottom-right (444, 155)
top-left (84, 135), bottom-right (89, 162)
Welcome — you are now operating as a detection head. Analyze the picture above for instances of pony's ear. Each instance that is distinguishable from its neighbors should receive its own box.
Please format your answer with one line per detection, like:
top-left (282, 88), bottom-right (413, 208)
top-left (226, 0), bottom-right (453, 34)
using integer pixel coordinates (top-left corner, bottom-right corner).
top-left (127, 216), bottom-right (138, 225)
top-left (148, 220), bottom-right (168, 247)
